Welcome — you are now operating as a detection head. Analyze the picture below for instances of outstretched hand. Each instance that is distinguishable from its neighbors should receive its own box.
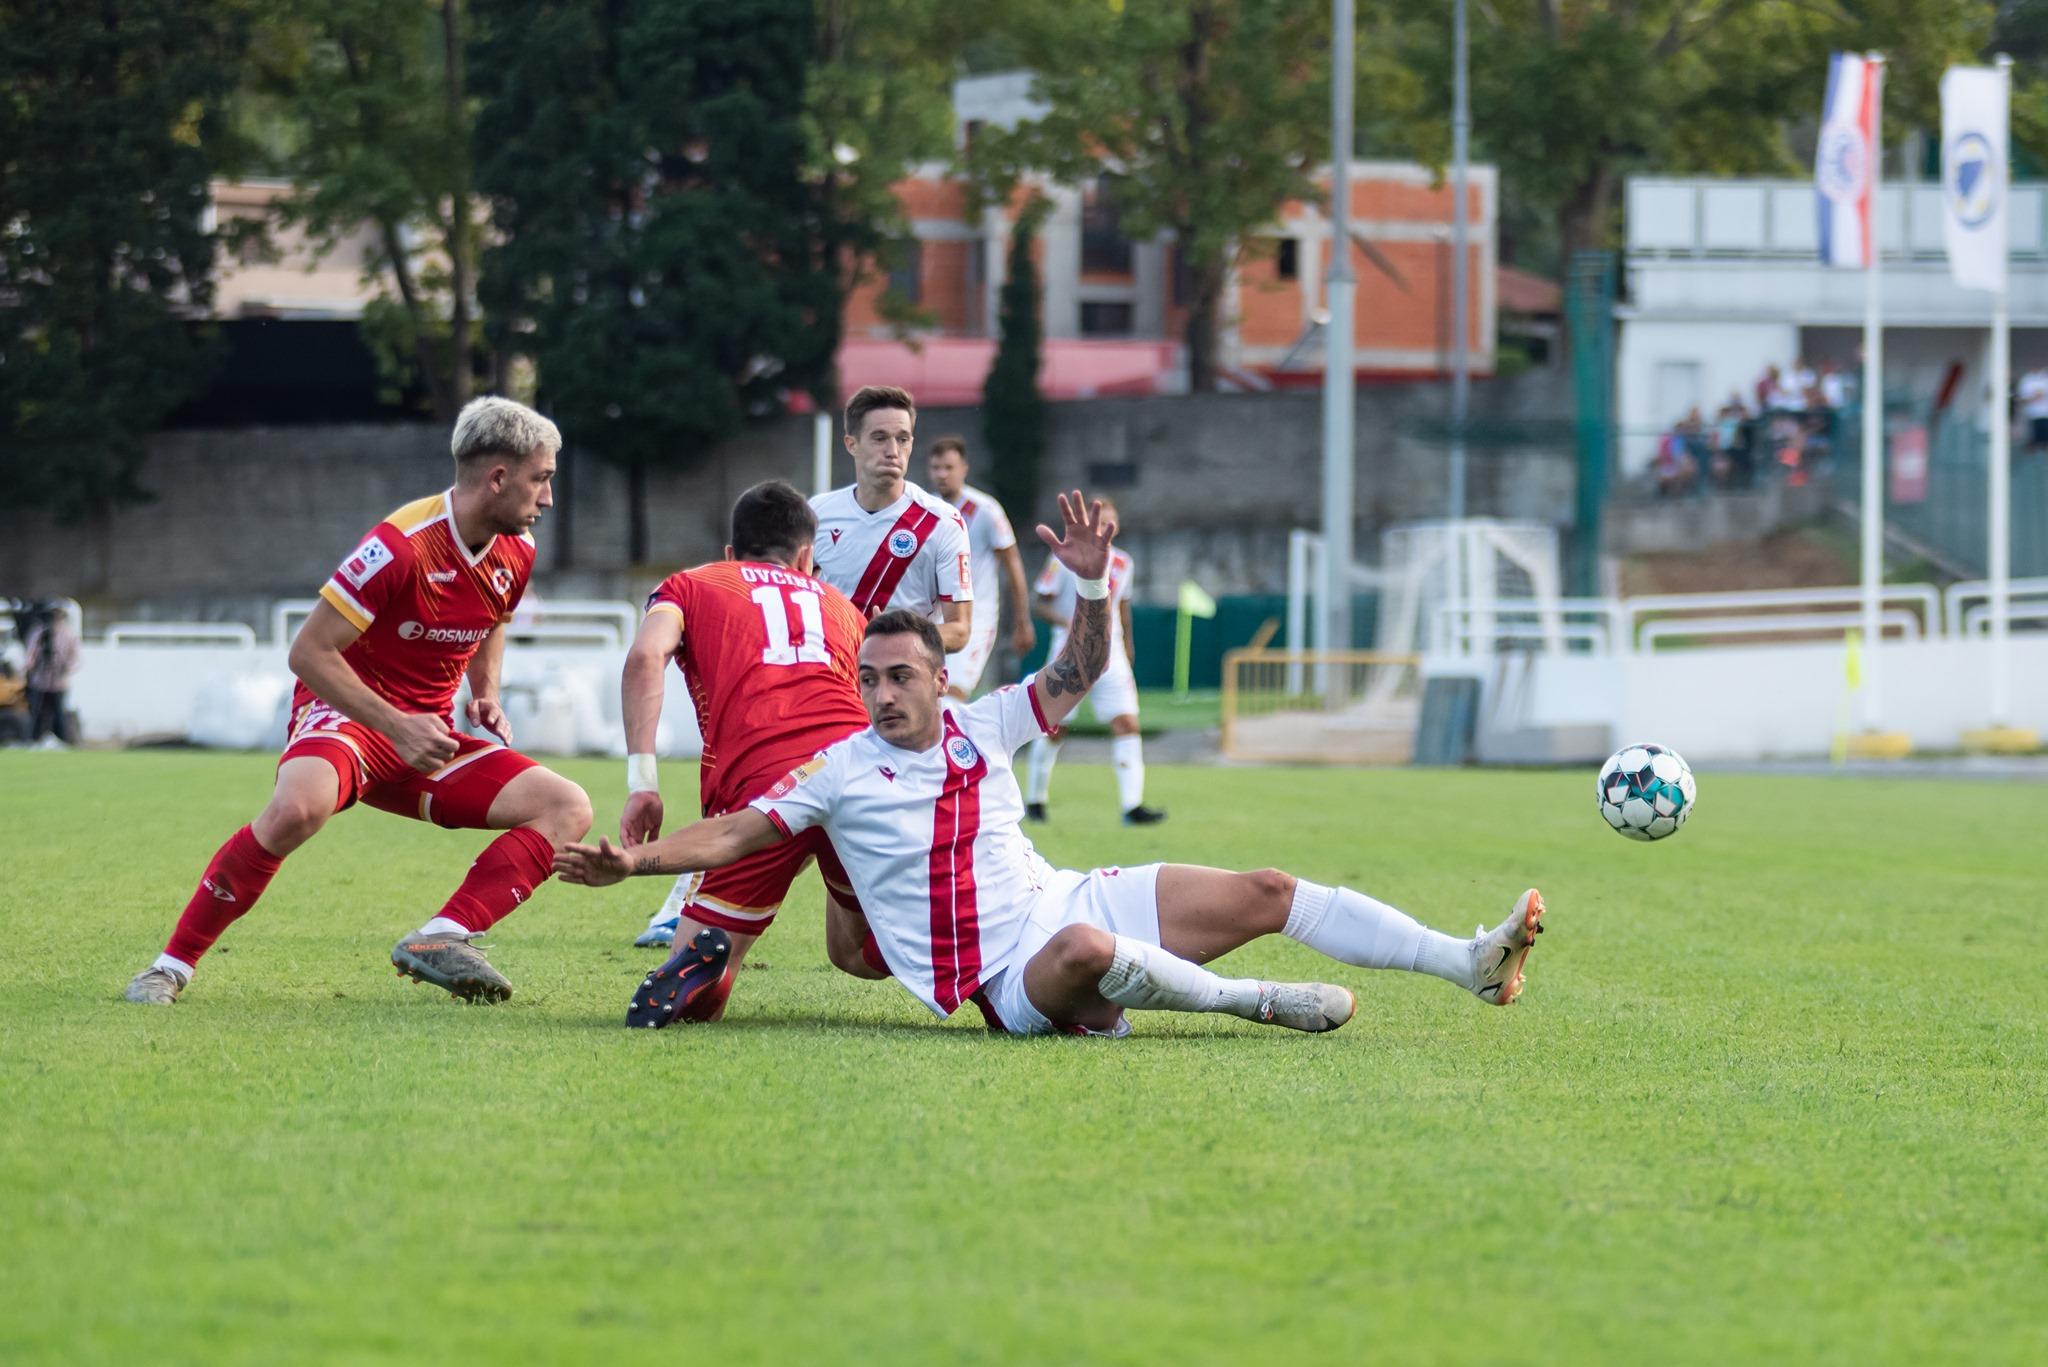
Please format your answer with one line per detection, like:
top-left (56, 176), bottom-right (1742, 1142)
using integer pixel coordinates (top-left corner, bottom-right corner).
top-left (1033, 490), bottom-right (1116, 583)
top-left (554, 837), bottom-right (634, 887)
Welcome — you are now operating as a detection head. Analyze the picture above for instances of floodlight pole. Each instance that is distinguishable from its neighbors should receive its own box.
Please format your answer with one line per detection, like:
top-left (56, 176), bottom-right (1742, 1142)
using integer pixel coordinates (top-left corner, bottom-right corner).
top-left (1448, 0), bottom-right (1470, 520)
top-left (1858, 53), bottom-right (1886, 731)
top-left (1320, 0), bottom-right (1357, 667)
top-left (813, 411), bottom-right (834, 496)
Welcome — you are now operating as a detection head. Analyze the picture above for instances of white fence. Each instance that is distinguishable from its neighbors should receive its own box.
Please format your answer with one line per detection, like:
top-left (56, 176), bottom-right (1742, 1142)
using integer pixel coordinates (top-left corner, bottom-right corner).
top-left (47, 599), bottom-right (703, 758)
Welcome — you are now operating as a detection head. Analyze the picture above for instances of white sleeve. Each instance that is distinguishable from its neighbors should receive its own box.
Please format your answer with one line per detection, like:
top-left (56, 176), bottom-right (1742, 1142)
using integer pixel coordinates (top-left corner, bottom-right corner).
top-left (748, 748), bottom-right (845, 837)
top-left (967, 680), bottom-right (1056, 755)
top-left (931, 513), bottom-right (972, 602)
top-left (987, 500), bottom-right (1017, 552)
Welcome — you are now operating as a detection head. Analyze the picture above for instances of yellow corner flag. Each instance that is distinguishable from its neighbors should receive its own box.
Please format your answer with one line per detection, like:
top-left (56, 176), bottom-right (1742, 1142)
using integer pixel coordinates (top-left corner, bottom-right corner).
top-left (1178, 580), bottom-right (1217, 619)
top-left (1843, 628), bottom-right (1863, 691)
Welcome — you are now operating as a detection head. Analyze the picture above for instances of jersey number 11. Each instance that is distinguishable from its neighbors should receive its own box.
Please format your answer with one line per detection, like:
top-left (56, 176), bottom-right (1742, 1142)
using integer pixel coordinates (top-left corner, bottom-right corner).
top-left (751, 585), bottom-right (829, 667)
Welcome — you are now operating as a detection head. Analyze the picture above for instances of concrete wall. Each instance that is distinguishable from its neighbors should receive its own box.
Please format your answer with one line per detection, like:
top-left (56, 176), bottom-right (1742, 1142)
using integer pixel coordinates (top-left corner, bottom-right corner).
top-left (0, 374), bottom-right (1575, 620)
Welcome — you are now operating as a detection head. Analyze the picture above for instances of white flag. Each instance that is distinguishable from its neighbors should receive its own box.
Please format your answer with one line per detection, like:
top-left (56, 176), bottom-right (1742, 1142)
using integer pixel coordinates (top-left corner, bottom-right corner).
top-left (1941, 65), bottom-right (2008, 293)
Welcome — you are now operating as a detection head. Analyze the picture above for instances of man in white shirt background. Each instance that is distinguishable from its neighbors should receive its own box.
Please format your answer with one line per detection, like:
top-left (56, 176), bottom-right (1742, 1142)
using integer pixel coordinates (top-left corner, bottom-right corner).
top-left (924, 435), bottom-right (1033, 698)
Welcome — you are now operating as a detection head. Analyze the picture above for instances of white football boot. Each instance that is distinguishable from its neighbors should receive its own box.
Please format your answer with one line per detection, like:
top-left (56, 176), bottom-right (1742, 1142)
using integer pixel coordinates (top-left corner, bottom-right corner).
top-left (1470, 888), bottom-right (1546, 1006)
top-left (123, 965), bottom-right (188, 1005)
top-left (1252, 981), bottom-right (1357, 1032)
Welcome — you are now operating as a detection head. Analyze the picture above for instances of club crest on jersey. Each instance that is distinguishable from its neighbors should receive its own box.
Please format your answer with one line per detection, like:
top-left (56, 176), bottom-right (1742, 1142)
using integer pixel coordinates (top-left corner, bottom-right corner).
top-left (765, 756), bottom-right (826, 799)
top-left (945, 734), bottom-right (979, 770)
top-left (491, 567), bottom-right (515, 595)
top-left (339, 535), bottom-right (393, 589)
top-left (888, 529), bottom-right (919, 558)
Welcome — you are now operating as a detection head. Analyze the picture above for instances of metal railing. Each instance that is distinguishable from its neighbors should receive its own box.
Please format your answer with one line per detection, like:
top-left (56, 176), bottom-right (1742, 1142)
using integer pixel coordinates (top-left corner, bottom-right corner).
top-left (1221, 648), bottom-right (1422, 765)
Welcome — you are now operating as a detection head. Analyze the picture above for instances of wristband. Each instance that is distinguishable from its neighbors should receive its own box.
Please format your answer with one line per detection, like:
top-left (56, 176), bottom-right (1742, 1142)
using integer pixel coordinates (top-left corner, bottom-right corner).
top-left (1075, 574), bottom-right (1111, 600)
top-left (626, 753), bottom-right (659, 794)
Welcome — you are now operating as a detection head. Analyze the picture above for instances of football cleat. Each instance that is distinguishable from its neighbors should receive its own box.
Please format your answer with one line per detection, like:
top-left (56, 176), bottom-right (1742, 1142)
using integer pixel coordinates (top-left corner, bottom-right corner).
top-left (1024, 802), bottom-right (1049, 823)
top-left (625, 927), bottom-right (735, 1029)
top-left (1121, 805), bottom-right (1168, 825)
top-left (123, 965), bottom-right (187, 1005)
top-left (1252, 981), bottom-right (1356, 1033)
top-left (633, 915), bottom-right (680, 949)
top-left (1471, 888), bottom-right (1546, 1006)
top-left (390, 932), bottom-right (513, 1003)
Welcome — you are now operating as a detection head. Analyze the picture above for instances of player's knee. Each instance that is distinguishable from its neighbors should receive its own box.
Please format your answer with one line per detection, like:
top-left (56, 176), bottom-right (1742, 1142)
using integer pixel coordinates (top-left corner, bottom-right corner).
top-left (260, 793), bottom-right (331, 849)
top-left (1041, 924), bottom-right (1116, 984)
top-left (550, 779), bottom-right (594, 842)
top-left (1245, 868), bottom-right (1296, 920)
top-left (1109, 714), bottom-right (1140, 736)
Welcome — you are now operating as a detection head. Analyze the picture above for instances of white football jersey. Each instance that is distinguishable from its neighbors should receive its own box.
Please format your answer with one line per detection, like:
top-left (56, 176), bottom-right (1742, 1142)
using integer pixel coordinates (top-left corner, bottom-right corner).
top-left (945, 483), bottom-right (1018, 619)
top-left (752, 681), bottom-right (1056, 1018)
top-left (1037, 547), bottom-right (1134, 656)
top-left (810, 482), bottom-right (971, 623)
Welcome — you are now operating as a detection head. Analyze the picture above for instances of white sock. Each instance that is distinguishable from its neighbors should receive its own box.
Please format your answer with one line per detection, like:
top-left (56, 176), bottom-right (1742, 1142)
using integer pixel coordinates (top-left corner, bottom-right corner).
top-left (417, 916), bottom-right (470, 937)
top-left (1285, 879), bottom-right (1474, 988)
top-left (1096, 935), bottom-right (1261, 1018)
top-left (649, 874), bottom-right (693, 929)
top-left (1111, 732), bottom-right (1145, 811)
top-left (1026, 735), bottom-right (1061, 804)
top-left (152, 953), bottom-right (194, 982)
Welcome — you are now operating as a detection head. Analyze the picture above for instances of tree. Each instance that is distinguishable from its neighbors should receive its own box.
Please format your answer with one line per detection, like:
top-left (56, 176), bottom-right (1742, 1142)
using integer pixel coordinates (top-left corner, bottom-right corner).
top-left (471, 0), bottom-right (842, 563)
top-left (983, 200), bottom-right (1050, 529)
top-left (0, 0), bottom-right (250, 518)
top-left (247, 0), bottom-right (483, 420)
top-left (970, 2), bottom-right (1329, 392)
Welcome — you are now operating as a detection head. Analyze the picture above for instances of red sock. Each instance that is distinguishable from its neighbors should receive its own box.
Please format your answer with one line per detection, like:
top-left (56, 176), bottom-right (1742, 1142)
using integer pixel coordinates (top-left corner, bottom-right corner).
top-left (435, 827), bottom-right (556, 933)
top-left (165, 826), bottom-right (286, 968)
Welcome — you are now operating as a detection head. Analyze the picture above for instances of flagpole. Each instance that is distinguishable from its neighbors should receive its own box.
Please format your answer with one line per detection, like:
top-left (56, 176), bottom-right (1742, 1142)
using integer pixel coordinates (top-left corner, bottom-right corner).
top-left (1859, 52), bottom-right (1887, 731)
top-left (1989, 53), bottom-right (2014, 727)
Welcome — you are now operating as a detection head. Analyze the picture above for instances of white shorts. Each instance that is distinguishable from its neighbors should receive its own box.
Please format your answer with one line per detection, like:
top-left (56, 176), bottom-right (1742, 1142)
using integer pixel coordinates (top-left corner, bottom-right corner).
top-left (944, 614), bottom-right (999, 694)
top-left (979, 863), bottom-right (1162, 1036)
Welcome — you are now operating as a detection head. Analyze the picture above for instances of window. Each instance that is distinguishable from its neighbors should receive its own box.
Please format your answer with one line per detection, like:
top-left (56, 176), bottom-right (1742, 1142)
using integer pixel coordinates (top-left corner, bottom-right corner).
top-left (887, 240), bottom-right (923, 303)
top-left (1080, 301), bottom-right (1135, 336)
top-left (1080, 178), bottom-right (1133, 274)
top-left (1277, 238), bottom-right (1299, 280)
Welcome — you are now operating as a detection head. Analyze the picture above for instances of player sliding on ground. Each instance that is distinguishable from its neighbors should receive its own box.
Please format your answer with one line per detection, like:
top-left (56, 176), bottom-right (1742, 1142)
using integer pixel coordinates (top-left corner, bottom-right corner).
top-left (123, 398), bottom-right (593, 1006)
top-left (557, 493), bottom-right (1545, 1036)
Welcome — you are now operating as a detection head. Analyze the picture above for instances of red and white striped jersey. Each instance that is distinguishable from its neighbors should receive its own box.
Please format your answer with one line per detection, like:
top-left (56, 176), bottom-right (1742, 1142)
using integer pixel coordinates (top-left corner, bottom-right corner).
top-left (752, 681), bottom-right (1057, 1018)
top-left (808, 482), bottom-right (971, 623)
top-left (945, 483), bottom-right (1018, 616)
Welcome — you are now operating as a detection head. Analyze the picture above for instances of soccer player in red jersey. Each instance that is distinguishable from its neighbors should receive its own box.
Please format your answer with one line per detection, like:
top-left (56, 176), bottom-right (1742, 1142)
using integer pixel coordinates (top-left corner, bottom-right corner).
top-left (122, 397), bottom-right (594, 1006)
top-left (614, 480), bottom-right (878, 1026)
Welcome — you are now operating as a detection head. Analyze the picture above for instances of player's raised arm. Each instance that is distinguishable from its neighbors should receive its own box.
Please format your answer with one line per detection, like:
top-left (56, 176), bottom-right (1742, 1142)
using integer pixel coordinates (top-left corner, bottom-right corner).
top-left (554, 808), bottom-right (783, 888)
top-left (287, 598), bottom-right (459, 772)
top-left (1029, 491), bottom-right (1117, 731)
top-left (619, 604), bottom-right (685, 846)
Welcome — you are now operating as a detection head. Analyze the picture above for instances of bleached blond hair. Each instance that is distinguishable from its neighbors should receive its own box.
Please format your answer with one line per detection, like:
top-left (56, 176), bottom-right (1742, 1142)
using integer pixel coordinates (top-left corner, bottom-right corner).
top-left (450, 396), bottom-right (561, 465)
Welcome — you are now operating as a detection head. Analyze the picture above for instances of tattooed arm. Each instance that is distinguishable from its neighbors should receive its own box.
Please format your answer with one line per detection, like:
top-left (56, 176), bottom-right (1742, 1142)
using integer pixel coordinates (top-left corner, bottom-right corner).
top-left (1029, 491), bottom-right (1118, 731)
top-left (553, 808), bottom-right (783, 888)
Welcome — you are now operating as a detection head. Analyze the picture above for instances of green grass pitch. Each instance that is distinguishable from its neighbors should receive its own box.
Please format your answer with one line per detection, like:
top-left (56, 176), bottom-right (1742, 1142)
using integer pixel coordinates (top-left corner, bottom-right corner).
top-left (3, 750), bottom-right (2044, 1364)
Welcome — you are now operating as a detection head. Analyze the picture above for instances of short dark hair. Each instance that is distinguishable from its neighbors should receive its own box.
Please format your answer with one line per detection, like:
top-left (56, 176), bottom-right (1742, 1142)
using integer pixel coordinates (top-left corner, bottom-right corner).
top-left (730, 480), bottom-right (816, 563)
top-left (928, 435), bottom-right (968, 461)
top-left (863, 609), bottom-right (944, 669)
top-left (844, 385), bottom-right (916, 437)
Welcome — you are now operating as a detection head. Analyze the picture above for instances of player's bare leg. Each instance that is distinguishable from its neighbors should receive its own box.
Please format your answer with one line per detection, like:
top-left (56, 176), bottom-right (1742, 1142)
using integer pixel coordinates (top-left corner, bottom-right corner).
top-left (126, 757), bottom-right (341, 1004)
top-left (1152, 865), bottom-right (1547, 1006)
top-left (391, 765), bottom-right (592, 1003)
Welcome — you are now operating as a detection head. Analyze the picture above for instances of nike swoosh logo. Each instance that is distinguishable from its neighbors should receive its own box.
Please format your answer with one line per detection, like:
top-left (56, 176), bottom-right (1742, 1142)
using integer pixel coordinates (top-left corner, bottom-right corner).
top-left (1491, 945), bottom-right (1513, 973)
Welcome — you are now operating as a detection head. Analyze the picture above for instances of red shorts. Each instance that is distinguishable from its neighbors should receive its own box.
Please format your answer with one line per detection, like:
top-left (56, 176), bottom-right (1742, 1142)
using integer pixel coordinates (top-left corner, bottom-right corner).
top-left (671, 827), bottom-right (855, 937)
top-left (280, 699), bottom-right (538, 830)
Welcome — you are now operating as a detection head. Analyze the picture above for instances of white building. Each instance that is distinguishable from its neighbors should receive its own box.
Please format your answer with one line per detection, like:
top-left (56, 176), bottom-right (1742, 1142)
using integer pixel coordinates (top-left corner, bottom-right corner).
top-left (1616, 175), bottom-right (2048, 471)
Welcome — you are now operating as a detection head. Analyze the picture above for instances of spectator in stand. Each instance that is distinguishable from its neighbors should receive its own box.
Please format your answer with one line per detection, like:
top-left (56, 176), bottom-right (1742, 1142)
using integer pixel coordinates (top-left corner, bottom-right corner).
top-left (1754, 364), bottom-right (1781, 414)
top-left (1788, 358), bottom-right (1818, 407)
top-left (1714, 394), bottom-right (1753, 488)
top-left (24, 603), bottom-right (79, 747)
top-left (1654, 425), bottom-right (1699, 496)
top-left (1819, 359), bottom-right (1849, 412)
top-left (2018, 363), bottom-right (2048, 454)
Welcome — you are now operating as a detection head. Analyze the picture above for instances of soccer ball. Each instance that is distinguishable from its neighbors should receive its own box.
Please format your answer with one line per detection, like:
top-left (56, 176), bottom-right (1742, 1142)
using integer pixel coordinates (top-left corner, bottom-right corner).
top-left (1596, 743), bottom-right (1696, 841)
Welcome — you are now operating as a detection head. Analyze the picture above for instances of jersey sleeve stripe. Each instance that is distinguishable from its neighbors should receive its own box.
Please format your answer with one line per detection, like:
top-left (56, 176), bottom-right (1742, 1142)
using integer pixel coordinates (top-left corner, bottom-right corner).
top-left (1024, 681), bottom-right (1054, 735)
top-left (645, 601), bottom-right (684, 622)
top-left (759, 807), bottom-right (793, 840)
top-left (320, 581), bottom-right (373, 630)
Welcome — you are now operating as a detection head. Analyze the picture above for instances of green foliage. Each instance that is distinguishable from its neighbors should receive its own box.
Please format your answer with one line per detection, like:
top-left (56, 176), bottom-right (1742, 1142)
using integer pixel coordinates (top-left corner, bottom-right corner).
top-left (971, 1), bottom-right (1329, 390)
top-left (984, 202), bottom-right (1048, 526)
top-left (0, 1), bottom-right (250, 518)
top-left (247, 0), bottom-right (482, 419)
top-left (7, 749), bottom-right (2048, 1360)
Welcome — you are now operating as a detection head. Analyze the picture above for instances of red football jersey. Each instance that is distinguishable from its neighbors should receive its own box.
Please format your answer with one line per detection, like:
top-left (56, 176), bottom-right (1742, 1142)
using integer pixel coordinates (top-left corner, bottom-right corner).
top-left (645, 560), bottom-right (870, 816)
top-left (303, 489), bottom-right (536, 719)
